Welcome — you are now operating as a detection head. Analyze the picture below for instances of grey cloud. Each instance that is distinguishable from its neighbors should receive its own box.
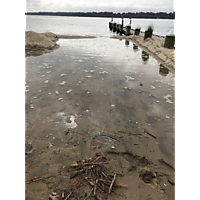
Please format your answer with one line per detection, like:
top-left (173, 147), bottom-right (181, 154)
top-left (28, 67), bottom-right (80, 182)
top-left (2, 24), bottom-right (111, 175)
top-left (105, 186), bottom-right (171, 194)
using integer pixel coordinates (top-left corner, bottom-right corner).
top-left (26, 0), bottom-right (174, 12)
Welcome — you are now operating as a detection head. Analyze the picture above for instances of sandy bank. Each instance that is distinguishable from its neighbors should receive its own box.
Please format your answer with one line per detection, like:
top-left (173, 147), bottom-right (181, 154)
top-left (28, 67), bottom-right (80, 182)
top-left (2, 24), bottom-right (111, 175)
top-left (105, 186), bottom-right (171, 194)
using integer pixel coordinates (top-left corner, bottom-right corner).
top-left (25, 31), bottom-right (59, 50)
top-left (58, 35), bottom-right (96, 39)
top-left (25, 31), bottom-right (97, 56)
top-left (111, 35), bottom-right (175, 70)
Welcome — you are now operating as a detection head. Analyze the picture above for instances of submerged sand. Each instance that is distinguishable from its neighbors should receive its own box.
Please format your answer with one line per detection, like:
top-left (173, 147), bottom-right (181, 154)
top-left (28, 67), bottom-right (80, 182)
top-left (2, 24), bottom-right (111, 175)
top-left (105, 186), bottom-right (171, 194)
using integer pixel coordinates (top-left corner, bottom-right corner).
top-left (25, 31), bottom-right (175, 71)
top-left (111, 35), bottom-right (175, 70)
top-left (25, 32), bottom-right (175, 200)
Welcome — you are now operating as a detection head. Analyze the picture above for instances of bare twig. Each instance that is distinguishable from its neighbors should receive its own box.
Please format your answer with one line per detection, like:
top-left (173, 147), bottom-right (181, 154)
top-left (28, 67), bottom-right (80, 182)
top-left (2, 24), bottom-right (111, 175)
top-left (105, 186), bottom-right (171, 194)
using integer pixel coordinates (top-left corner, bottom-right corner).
top-left (93, 155), bottom-right (106, 163)
top-left (108, 174), bottom-right (116, 194)
top-left (64, 191), bottom-right (72, 200)
top-left (25, 148), bottom-right (35, 155)
top-left (26, 175), bottom-right (55, 184)
top-left (94, 179), bottom-right (98, 195)
top-left (143, 129), bottom-right (157, 139)
top-left (70, 169), bottom-right (84, 179)
top-left (84, 188), bottom-right (93, 200)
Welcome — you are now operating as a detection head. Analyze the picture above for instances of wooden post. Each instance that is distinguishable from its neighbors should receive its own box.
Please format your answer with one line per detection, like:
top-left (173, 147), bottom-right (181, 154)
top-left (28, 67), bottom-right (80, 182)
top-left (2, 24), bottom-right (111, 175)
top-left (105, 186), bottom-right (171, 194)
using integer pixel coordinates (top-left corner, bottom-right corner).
top-left (134, 25), bottom-right (141, 35)
top-left (117, 22), bottom-right (120, 32)
top-left (164, 29), bottom-right (175, 49)
top-left (113, 21), bottom-right (117, 32)
top-left (109, 18), bottom-right (112, 29)
top-left (125, 24), bottom-right (131, 36)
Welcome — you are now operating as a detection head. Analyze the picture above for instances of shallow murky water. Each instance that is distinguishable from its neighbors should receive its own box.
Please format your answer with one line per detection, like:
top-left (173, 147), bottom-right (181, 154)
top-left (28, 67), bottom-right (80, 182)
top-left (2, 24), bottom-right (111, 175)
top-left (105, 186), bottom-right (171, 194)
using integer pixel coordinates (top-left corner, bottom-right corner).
top-left (26, 37), bottom-right (174, 159)
top-left (25, 36), bottom-right (175, 200)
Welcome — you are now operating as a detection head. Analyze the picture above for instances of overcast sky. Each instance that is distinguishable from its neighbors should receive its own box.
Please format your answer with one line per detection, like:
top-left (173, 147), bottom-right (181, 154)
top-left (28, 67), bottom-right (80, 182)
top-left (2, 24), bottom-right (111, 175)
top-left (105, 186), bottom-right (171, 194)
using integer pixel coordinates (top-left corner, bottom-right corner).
top-left (26, 0), bottom-right (174, 13)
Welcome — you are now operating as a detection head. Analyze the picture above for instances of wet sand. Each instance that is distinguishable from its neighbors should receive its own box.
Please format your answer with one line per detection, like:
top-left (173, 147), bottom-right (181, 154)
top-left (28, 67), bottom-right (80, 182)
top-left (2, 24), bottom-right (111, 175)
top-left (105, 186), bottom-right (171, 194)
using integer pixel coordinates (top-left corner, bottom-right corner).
top-left (25, 37), bottom-right (174, 200)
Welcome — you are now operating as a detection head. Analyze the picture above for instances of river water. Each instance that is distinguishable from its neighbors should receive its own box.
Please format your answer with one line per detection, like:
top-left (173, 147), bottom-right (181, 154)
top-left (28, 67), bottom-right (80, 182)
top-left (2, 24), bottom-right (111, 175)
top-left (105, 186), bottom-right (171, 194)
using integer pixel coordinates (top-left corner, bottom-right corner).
top-left (26, 15), bottom-right (174, 36)
top-left (25, 16), bottom-right (175, 200)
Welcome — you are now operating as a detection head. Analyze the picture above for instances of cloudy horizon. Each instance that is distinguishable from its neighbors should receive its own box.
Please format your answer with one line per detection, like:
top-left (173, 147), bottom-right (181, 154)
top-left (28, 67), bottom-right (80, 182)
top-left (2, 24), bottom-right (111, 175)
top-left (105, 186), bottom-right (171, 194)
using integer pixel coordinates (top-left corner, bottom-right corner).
top-left (26, 0), bottom-right (174, 13)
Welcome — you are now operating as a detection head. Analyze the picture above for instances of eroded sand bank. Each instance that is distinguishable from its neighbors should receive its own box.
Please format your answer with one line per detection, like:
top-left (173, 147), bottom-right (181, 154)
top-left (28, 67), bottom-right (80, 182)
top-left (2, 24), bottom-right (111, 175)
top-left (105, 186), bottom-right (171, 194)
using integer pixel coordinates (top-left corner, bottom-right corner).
top-left (111, 35), bottom-right (175, 70)
top-left (25, 31), bottom-right (97, 56)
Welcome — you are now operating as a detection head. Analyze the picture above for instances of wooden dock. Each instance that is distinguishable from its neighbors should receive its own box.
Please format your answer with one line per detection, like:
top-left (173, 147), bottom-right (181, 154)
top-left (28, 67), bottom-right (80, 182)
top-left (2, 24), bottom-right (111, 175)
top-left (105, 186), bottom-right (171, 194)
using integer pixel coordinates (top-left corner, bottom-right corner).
top-left (122, 27), bottom-right (165, 46)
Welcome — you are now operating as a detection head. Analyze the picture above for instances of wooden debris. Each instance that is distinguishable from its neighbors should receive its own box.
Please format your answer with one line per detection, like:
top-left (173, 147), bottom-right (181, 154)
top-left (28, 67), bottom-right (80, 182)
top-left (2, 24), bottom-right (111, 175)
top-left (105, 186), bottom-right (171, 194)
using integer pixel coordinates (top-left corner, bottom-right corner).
top-left (26, 175), bottom-right (55, 184)
top-left (143, 128), bottom-right (157, 139)
top-left (108, 174), bottom-right (116, 194)
top-left (51, 154), bottom-right (127, 199)
top-left (87, 129), bottom-right (95, 132)
top-left (64, 192), bottom-right (73, 200)
top-left (84, 188), bottom-right (93, 200)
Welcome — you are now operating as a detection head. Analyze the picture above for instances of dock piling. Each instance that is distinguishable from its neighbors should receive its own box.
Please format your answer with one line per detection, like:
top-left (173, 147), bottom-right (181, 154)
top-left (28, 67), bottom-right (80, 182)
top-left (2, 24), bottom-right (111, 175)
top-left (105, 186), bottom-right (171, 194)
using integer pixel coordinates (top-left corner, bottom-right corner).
top-left (113, 21), bottom-right (117, 32)
top-left (164, 29), bottom-right (175, 49)
top-left (109, 18), bottom-right (113, 30)
top-left (116, 22), bottom-right (120, 32)
top-left (134, 25), bottom-right (141, 35)
top-left (125, 24), bottom-right (131, 36)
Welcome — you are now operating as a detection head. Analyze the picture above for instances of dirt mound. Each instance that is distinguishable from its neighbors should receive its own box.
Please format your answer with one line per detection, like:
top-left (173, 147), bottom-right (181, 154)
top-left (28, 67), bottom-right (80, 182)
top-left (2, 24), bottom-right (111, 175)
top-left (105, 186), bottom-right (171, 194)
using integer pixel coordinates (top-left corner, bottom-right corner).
top-left (25, 31), bottom-right (59, 50)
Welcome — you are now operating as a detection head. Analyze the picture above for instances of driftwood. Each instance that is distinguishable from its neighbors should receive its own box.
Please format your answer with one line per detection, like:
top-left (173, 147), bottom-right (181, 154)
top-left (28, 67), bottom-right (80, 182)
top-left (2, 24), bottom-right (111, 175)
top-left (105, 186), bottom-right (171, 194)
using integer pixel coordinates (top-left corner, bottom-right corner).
top-left (50, 154), bottom-right (127, 200)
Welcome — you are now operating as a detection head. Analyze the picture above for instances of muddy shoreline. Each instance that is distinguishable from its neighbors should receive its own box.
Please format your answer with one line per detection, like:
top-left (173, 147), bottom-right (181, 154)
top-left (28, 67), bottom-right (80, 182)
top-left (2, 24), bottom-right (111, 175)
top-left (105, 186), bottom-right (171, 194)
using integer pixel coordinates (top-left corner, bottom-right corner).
top-left (111, 35), bottom-right (175, 71)
top-left (25, 34), bottom-right (175, 200)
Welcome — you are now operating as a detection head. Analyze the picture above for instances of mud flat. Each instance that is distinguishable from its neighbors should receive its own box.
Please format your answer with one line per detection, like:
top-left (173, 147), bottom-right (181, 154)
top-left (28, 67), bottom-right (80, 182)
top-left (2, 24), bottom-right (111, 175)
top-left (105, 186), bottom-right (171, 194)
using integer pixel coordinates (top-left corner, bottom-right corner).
top-left (111, 35), bottom-right (175, 70)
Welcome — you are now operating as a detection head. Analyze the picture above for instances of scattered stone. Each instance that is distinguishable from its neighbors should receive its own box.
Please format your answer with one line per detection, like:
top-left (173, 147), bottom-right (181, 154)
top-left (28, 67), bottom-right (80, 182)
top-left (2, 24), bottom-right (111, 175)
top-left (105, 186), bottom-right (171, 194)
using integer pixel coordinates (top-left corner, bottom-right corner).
top-left (125, 76), bottom-right (135, 82)
top-left (99, 71), bottom-right (108, 75)
top-left (67, 89), bottom-right (72, 94)
top-left (59, 81), bottom-right (67, 86)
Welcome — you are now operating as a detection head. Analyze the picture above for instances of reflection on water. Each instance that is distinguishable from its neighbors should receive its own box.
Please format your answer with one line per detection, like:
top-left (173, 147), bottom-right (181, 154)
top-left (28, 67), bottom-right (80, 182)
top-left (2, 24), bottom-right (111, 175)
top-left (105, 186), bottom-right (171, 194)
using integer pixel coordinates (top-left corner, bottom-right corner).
top-left (125, 40), bottom-right (129, 46)
top-left (133, 44), bottom-right (139, 52)
top-left (142, 50), bottom-right (149, 64)
top-left (26, 37), bottom-right (174, 163)
top-left (159, 64), bottom-right (169, 77)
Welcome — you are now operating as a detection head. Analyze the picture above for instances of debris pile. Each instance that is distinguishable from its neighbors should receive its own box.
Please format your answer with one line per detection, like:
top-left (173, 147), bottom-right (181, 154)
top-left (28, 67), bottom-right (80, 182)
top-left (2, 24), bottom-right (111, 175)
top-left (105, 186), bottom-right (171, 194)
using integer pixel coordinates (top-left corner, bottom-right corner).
top-left (50, 154), bottom-right (127, 200)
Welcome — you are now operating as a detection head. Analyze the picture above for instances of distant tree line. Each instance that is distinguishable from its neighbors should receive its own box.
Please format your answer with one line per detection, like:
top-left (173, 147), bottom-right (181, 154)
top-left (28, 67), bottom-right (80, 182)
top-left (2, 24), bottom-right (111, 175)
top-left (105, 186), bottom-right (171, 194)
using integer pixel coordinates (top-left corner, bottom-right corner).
top-left (25, 11), bottom-right (175, 19)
